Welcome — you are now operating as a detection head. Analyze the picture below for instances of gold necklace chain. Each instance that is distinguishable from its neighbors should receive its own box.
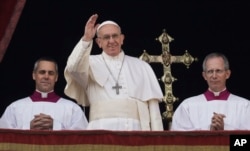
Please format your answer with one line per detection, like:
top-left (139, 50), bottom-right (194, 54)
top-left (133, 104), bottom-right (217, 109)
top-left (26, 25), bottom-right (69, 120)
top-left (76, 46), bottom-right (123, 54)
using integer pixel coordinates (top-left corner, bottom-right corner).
top-left (102, 54), bottom-right (125, 95)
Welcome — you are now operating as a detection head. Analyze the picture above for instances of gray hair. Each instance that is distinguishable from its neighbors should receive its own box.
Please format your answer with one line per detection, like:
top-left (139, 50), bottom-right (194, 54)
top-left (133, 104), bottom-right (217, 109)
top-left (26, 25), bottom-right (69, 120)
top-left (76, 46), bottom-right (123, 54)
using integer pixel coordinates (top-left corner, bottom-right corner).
top-left (33, 57), bottom-right (58, 73)
top-left (202, 52), bottom-right (230, 71)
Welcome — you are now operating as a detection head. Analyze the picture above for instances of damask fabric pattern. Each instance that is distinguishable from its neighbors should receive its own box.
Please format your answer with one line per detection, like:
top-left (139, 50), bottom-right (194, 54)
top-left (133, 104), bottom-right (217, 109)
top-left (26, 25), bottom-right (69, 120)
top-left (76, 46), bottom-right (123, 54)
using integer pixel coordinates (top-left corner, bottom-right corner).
top-left (0, 0), bottom-right (26, 62)
top-left (0, 129), bottom-right (231, 151)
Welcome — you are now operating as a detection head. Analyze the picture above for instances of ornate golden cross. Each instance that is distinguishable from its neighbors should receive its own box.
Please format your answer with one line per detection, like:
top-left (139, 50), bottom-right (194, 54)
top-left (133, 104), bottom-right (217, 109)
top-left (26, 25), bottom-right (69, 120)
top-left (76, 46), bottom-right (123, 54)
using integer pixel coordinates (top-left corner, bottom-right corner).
top-left (139, 29), bottom-right (198, 125)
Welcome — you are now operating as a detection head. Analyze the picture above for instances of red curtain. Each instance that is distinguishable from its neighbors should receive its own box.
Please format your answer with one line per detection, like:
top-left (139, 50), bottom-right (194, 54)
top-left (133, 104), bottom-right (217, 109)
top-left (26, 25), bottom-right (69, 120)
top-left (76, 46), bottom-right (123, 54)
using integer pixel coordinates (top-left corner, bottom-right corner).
top-left (0, 0), bottom-right (26, 62)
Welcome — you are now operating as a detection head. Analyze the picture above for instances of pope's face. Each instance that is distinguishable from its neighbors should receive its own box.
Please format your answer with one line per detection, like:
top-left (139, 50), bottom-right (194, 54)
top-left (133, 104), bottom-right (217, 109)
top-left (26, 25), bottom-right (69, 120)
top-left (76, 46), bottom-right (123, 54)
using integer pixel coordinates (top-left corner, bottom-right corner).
top-left (96, 24), bottom-right (124, 56)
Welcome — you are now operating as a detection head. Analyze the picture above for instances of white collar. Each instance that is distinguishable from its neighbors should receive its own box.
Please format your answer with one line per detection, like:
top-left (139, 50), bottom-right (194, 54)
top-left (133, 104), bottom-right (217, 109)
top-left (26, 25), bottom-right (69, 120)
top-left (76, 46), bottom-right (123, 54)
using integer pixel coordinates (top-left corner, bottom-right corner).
top-left (102, 51), bottom-right (124, 61)
top-left (208, 88), bottom-right (226, 96)
top-left (35, 90), bottom-right (54, 98)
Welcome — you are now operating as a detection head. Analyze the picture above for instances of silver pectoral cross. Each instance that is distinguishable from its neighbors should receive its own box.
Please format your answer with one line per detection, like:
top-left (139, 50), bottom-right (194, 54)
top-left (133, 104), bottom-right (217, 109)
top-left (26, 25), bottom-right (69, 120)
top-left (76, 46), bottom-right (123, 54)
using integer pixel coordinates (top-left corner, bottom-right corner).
top-left (112, 82), bottom-right (122, 95)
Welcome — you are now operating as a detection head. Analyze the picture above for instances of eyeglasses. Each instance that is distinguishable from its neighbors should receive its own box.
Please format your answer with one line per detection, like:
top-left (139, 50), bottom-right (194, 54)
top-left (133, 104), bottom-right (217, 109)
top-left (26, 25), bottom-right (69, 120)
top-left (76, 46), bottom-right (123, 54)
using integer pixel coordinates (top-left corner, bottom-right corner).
top-left (98, 33), bottom-right (121, 41)
top-left (205, 69), bottom-right (226, 75)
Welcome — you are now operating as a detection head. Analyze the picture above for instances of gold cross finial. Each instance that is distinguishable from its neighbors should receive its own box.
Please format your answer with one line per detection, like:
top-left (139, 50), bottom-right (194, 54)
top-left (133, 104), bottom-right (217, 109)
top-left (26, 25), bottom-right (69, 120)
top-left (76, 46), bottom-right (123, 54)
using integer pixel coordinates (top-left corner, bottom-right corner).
top-left (140, 29), bottom-right (198, 128)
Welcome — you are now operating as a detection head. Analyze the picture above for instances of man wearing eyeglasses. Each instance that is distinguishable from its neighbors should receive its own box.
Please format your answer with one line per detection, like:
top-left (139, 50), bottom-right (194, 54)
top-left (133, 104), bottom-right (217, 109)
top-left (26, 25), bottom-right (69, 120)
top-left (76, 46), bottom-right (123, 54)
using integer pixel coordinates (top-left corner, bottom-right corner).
top-left (64, 14), bottom-right (164, 131)
top-left (171, 52), bottom-right (250, 131)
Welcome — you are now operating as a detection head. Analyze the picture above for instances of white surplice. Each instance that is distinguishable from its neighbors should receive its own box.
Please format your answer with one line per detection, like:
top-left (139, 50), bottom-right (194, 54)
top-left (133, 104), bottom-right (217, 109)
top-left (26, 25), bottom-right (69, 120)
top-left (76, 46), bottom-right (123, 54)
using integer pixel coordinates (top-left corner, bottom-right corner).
top-left (0, 97), bottom-right (88, 130)
top-left (171, 93), bottom-right (250, 130)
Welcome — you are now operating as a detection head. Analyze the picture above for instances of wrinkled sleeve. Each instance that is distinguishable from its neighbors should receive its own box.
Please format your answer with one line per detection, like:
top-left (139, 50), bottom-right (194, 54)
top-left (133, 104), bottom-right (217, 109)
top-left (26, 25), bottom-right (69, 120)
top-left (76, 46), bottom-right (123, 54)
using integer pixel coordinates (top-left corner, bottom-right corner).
top-left (64, 39), bottom-right (93, 106)
top-left (170, 102), bottom-right (194, 131)
top-left (0, 105), bottom-right (16, 129)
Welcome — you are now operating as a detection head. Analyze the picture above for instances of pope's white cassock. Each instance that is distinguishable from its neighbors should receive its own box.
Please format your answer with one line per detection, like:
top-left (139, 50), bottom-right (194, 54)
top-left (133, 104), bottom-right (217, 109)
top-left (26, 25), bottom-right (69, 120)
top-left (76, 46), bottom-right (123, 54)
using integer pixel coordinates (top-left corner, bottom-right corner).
top-left (0, 91), bottom-right (88, 130)
top-left (64, 39), bottom-right (164, 131)
top-left (171, 90), bottom-right (250, 130)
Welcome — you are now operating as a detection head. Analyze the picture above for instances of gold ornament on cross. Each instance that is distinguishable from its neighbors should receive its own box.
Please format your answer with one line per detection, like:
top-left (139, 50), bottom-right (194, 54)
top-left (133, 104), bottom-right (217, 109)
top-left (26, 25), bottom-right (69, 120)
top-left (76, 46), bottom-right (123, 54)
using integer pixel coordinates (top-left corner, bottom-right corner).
top-left (139, 29), bottom-right (198, 127)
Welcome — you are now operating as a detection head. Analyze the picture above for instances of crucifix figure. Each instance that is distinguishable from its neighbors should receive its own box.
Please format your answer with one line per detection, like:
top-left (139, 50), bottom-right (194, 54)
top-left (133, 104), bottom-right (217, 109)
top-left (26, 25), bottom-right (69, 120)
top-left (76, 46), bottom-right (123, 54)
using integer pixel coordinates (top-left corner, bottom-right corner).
top-left (112, 82), bottom-right (122, 95)
top-left (139, 29), bottom-right (198, 128)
